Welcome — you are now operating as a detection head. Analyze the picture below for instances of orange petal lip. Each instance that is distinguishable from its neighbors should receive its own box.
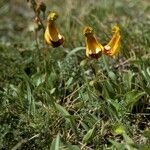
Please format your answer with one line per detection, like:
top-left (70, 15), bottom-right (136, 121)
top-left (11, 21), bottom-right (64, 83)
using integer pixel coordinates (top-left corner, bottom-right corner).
top-left (103, 45), bottom-right (112, 56)
top-left (50, 37), bottom-right (64, 48)
top-left (89, 51), bottom-right (102, 59)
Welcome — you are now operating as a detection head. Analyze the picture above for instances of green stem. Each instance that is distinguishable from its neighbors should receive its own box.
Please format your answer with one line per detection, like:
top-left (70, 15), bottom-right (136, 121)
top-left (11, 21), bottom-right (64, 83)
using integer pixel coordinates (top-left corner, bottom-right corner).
top-left (102, 55), bottom-right (109, 73)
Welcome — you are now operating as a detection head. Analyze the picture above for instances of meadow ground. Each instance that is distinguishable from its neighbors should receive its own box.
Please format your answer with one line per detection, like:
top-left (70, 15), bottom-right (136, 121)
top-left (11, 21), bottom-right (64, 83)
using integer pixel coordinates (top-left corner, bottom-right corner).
top-left (0, 0), bottom-right (150, 149)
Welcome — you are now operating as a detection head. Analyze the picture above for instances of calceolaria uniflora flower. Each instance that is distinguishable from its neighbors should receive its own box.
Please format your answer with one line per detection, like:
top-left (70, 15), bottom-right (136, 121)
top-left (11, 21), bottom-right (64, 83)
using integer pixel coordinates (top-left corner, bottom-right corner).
top-left (44, 11), bottom-right (64, 47)
top-left (104, 25), bottom-right (121, 57)
top-left (83, 26), bottom-right (104, 59)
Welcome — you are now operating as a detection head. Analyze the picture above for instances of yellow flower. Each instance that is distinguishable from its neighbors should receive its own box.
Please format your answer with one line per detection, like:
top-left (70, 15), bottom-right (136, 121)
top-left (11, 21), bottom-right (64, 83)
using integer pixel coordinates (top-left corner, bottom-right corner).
top-left (83, 26), bottom-right (104, 59)
top-left (44, 11), bottom-right (64, 47)
top-left (104, 25), bottom-right (121, 57)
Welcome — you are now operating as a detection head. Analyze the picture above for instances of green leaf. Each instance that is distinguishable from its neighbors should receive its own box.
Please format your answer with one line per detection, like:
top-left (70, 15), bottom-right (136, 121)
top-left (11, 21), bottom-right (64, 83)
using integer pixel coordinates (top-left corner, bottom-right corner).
top-left (55, 103), bottom-right (70, 117)
top-left (66, 143), bottom-right (80, 150)
top-left (80, 121), bottom-right (89, 131)
top-left (112, 123), bottom-right (125, 136)
top-left (55, 103), bottom-right (77, 136)
top-left (50, 88), bottom-right (56, 95)
top-left (55, 103), bottom-right (71, 123)
top-left (31, 73), bottom-right (46, 87)
top-left (141, 67), bottom-right (150, 85)
top-left (130, 144), bottom-right (150, 150)
top-left (80, 59), bottom-right (88, 67)
top-left (50, 133), bottom-right (60, 150)
top-left (123, 133), bottom-right (134, 144)
top-left (125, 90), bottom-right (145, 110)
top-left (106, 81), bottom-right (114, 93)
top-left (66, 47), bottom-right (85, 57)
top-left (66, 77), bottom-right (73, 87)
top-left (102, 84), bottom-right (110, 99)
top-left (108, 71), bottom-right (117, 81)
top-left (82, 128), bottom-right (94, 144)
top-left (109, 140), bottom-right (125, 150)
top-left (25, 79), bottom-right (35, 115)
top-left (123, 71), bottom-right (135, 90)
top-left (143, 129), bottom-right (150, 138)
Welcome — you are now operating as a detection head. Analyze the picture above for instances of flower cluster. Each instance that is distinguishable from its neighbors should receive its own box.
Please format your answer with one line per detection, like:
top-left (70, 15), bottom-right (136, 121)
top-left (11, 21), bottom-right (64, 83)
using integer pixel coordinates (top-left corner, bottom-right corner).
top-left (44, 12), bottom-right (121, 58)
top-left (28, 0), bottom-right (121, 59)
top-left (44, 11), bottom-right (121, 58)
top-left (83, 26), bottom-right (121, 59)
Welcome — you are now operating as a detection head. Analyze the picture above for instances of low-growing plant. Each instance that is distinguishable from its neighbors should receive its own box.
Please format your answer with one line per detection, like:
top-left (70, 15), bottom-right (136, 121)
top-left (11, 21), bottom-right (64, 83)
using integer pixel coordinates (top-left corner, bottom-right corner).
top-left (0, 0), bottom-right (150, 149)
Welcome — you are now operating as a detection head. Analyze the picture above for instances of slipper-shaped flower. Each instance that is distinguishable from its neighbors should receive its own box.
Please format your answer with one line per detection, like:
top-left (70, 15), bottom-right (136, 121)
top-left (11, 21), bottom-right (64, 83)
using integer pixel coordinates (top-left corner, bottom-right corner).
top-left (44, 11), bottom-right (64, 47)
top-left (83, 26), bottom-right (104, 59)
top-left (104, 25), bottom-right (121, 57)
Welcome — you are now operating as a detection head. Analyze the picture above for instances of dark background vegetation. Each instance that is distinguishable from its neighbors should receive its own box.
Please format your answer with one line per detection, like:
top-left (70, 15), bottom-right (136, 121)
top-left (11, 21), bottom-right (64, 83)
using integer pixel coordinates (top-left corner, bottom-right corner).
top-left (0, 0), bottom-right (150, 149)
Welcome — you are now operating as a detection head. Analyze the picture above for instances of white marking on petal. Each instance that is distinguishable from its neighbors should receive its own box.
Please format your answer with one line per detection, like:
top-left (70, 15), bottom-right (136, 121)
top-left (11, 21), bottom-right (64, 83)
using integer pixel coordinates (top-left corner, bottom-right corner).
top-left (58, 34), bottom-right (62, 39)
top-left (104, 45), bottom-right (111, 51)
top-left (96, 48), bottom-right (100, 54)
top-left (89, 50), bottom-right (92, 54)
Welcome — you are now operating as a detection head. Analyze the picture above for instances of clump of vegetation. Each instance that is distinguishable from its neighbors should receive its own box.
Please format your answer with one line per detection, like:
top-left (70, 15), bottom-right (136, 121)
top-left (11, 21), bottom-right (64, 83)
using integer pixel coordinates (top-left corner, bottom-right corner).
top-left (0, 0), bottom-right (150, 149)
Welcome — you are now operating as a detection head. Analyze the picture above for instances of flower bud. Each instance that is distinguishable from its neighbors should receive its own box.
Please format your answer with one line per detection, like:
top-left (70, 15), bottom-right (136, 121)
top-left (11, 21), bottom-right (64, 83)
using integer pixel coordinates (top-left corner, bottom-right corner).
top-left (36, 1), bottom-right (46, 15)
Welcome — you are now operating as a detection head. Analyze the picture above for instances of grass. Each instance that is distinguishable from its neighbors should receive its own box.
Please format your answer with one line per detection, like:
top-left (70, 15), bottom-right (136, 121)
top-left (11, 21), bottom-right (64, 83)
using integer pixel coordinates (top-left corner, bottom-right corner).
top-left (0, 0), bottom-right (150, 149)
